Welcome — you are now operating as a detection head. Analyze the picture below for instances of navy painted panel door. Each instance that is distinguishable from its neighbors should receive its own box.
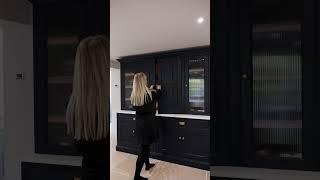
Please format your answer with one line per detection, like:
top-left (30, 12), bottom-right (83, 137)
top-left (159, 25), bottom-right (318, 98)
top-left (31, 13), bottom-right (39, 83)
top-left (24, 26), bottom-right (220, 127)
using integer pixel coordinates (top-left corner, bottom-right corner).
top-left (157, 56), bottom-right (183, 113)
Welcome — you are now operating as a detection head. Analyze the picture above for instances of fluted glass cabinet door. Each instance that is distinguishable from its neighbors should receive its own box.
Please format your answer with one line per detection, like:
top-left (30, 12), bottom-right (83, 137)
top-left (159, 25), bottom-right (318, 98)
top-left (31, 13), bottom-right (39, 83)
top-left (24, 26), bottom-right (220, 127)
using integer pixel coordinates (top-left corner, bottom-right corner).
top-left (212, 0), bottom-right (318, 170)
top-left (186, 52), bottom-right (210, 115)
top-left (241, 0), bottom-right (319, 168)
top-left (252, 23), bottom-right (302, 159)
top-left (124, 72), bottom-right (134, 109)
top-left (188, 58), bottom-right (205, 113)
top-left (120, 59), bottom-right (155, 110)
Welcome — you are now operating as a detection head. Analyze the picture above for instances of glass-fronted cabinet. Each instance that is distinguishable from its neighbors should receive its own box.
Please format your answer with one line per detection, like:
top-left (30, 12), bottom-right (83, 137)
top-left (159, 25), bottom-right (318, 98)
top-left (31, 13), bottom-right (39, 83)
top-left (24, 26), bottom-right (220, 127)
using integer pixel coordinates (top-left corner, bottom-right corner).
top-left (244, 0), bottom-right (309, 167)
top-left (185, 50), bottom-right (210, 115)
top-left (47, 36), bottom-right (79, 150)
top-left (119, 48), bottom-right (210, 114)
top-left (213, 0), bottom-right (320, 170)
top-left (120, 59), bottom-right (155, 110)
top-left (123, 72), bottom-right (135, 109)
top-left (32, 0), bottom-right (108, 155)
top-left (188, 59), bottom-right (205, 113)
top-left (252, 23), bottom-right (302, 159)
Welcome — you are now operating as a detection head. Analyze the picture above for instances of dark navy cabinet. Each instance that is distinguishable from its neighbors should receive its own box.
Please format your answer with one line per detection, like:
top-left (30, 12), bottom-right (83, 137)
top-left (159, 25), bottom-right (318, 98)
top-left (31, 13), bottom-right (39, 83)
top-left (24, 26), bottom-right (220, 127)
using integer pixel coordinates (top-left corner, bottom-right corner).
top-left (118, 46), bottom-right (210, 115)
top-left (116, 113), bottom-right (210, 170)
top-left (116, 113), bottom-right (139, 152)
top-left (31, 0), bottom-right (109, 155)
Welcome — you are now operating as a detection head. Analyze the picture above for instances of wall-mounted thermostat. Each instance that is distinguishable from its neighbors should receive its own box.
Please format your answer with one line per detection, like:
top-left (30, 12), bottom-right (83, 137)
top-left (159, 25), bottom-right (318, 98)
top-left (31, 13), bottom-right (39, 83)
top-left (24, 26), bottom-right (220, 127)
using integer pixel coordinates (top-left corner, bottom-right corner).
top-left (16, 73), bottom-right (25, 80)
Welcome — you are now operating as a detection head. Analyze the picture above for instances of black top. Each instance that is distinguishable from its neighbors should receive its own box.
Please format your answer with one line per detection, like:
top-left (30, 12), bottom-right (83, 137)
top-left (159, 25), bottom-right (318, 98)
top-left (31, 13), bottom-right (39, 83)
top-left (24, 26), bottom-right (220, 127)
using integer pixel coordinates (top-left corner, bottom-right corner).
top-left (133, 89), bottom-right (161, 145)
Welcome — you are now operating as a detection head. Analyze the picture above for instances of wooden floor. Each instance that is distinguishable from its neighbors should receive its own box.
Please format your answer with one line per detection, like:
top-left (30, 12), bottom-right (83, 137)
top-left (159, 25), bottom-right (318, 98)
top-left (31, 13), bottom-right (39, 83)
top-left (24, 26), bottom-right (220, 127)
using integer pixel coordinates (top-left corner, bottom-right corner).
top-left (110, 130), bottom-right (210, 180)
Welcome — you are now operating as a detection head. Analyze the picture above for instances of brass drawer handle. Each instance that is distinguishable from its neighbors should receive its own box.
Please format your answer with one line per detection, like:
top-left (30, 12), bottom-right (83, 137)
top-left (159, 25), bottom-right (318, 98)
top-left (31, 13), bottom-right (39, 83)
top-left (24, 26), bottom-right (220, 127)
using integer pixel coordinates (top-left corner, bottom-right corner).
top-left (133, 117), bottom-right (136, 121)
top-left (132, 130), bottom-right (135, 133)
top-left (178, 136), bottom-right (181, 140)
top-left (178, 121), bottom-right (185, 126)
top-left (182, 136), bottom-right (185, 141)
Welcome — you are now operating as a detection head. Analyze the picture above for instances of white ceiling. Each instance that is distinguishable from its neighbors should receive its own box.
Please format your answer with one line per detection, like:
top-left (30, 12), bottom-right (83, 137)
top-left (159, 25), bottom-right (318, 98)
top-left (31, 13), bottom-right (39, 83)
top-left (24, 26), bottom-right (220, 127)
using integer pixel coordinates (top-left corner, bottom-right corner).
top-left (110, 0), bottom-right (210, 60)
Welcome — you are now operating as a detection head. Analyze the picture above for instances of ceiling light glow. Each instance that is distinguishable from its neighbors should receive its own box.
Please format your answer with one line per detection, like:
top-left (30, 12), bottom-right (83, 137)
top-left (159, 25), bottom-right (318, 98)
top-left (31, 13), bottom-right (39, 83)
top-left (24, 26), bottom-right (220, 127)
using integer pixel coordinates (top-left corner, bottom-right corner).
top-left (197, 17), bottom-right (204, 24)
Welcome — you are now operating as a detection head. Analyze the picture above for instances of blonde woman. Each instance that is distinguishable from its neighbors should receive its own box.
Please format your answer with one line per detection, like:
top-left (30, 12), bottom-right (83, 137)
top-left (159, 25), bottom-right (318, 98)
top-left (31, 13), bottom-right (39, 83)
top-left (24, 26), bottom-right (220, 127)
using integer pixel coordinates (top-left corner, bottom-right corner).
top-left (66, 35), bottom-right (109, 179)
top-left (131, 72), bottom-right (161, 180)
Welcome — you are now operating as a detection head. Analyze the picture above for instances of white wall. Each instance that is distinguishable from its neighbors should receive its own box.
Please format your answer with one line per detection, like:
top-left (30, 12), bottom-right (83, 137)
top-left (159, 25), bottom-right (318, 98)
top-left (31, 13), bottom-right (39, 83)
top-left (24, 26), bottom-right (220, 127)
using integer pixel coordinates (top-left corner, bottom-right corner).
top-left (1, 20), bottom-right (81, 180)
top-left (110, 68), bottom-right (121, 137)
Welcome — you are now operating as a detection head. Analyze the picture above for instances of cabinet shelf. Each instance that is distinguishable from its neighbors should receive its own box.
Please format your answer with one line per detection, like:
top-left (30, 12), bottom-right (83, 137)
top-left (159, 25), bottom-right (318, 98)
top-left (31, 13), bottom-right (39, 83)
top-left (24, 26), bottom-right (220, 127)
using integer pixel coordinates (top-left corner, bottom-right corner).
top-left (189, 69), bottom-right (204, 73)
top-left (47, 36), bottom-right (79, 45)
top-left (48, 76), bottom-right (73, 84)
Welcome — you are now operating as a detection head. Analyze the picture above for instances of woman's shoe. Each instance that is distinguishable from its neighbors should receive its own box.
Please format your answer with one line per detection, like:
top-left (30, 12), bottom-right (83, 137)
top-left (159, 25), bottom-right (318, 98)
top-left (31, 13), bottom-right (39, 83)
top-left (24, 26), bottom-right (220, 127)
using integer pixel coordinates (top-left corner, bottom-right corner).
top-left (145, 163), bottom-right (155, 171)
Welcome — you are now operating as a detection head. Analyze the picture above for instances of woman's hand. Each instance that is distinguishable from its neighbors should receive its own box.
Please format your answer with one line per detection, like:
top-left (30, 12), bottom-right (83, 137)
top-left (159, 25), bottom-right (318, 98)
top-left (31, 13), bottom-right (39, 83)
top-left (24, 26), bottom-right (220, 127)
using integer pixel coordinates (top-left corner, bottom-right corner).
top-left (150, 85), bottom-right (155, 89)
top-left (156, 85), bottom-right (161, 90)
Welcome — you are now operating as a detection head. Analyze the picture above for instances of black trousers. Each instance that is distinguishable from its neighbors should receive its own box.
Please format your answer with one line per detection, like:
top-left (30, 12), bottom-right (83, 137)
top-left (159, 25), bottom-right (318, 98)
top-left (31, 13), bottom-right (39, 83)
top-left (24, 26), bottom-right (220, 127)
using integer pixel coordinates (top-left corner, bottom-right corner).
top-left (134, 144), bottom-right (151, 178)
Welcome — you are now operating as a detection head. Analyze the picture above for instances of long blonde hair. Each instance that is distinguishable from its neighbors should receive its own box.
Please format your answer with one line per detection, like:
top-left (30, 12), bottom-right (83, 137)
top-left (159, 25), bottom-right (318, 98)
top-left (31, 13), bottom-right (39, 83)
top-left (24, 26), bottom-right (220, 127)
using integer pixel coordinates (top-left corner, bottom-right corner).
top-left (66, 35), bottom-right (109, 140)
top-left (130, 73), bottom-right (153, 106)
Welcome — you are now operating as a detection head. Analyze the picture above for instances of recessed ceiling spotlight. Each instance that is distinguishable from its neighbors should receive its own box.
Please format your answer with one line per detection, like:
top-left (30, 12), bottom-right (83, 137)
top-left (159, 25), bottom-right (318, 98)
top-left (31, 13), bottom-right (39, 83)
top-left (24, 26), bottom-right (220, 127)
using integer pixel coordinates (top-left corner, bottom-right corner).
top-left (197, 17), bottom-right (204, 24)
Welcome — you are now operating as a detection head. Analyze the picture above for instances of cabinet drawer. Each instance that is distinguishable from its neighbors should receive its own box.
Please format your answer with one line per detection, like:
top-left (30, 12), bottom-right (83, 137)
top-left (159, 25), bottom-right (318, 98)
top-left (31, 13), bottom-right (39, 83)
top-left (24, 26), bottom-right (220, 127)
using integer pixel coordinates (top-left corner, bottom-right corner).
top-left (118, 123), bottom-right (136, 140)
top-left (117, 113), bottom-right (137, 148)
top-left (161, 117), bottom-right (210, 163)
top-left (162, 117), bottom-right (209, 131)
top-left (117, 113), bottom-right (136, 123)
top-left (183, 119), bottom-right (209, 130)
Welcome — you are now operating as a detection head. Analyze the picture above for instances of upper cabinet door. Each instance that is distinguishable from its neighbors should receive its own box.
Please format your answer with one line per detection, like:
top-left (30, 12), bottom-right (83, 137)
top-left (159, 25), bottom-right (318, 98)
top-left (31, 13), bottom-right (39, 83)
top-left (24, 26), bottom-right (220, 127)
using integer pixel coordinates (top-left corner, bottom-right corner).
top-left (185, 50), bottom-right (210, 115)
top-left (242, 0), bottom-right (317, 169)
top-left (213, 0), bottom-right (319, 170)
top-left (33, 0), bottom-right (108, 155)
top-left (157, 56), bottom-right (184, 114)
top-left (121, 58), bottom-right (155, 110)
